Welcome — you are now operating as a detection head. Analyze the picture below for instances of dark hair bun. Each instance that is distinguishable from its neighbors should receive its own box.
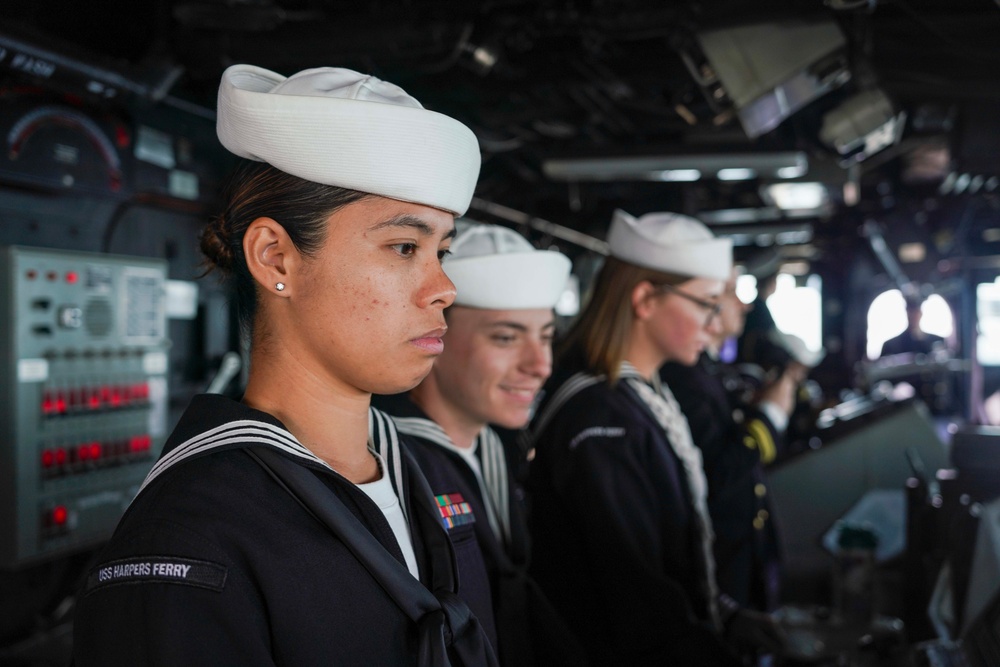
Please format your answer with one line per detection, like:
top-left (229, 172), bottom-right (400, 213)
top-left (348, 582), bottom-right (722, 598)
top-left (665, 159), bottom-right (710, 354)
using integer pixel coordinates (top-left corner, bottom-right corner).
top-left (199, 214), bottom-right (235, 274)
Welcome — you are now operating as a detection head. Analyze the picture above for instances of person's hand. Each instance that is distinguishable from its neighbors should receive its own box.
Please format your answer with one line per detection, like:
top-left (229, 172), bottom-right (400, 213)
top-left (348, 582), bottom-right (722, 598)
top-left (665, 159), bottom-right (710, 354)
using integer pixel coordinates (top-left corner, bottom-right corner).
top-left (723, 608), bottom-right (787, 655)
top-left (784, 361), bottom-right (809, 384)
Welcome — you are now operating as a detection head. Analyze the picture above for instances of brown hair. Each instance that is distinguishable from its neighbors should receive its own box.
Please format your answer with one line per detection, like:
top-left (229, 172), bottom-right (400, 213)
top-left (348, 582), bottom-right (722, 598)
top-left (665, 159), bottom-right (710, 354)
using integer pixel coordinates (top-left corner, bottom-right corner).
top-left (558, 256), bottom-right (688, 384)
top-left (200, 159), bottom-right (371, 340)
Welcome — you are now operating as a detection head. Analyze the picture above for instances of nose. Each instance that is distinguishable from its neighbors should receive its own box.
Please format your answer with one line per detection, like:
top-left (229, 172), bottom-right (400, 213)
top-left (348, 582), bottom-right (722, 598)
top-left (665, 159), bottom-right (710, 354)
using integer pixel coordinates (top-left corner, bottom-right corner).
top-left (706, 311), bottom-right (724, 336)
top-left (417, 260), bottom-right (456, 309)
top-left (520, 337), bottom-right (553, 379)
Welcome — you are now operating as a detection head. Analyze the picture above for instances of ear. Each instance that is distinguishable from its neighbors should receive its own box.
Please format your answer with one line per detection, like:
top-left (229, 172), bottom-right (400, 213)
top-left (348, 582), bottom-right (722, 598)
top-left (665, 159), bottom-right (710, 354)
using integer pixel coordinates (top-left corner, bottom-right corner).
top-left (243, 217), bottom-right (298, 296)
top-left (631, 280), bottom-right (657, 320)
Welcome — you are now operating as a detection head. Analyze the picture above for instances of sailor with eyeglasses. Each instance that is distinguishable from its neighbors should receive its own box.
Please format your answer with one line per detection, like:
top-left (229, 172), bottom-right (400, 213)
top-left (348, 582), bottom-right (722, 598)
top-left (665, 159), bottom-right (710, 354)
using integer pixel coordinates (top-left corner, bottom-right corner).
top-left (525, 209), bottom-right (787, 666)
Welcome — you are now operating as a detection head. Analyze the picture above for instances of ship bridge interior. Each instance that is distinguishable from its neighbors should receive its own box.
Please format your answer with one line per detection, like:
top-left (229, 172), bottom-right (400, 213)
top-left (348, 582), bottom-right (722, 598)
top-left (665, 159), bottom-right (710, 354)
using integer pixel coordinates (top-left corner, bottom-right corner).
top-left (2, 2), bottom-right (1000, 666)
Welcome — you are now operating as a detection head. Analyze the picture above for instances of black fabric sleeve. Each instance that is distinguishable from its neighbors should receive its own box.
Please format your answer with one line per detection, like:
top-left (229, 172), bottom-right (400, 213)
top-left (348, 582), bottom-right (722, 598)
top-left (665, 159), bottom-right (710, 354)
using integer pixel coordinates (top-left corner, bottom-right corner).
top-left (73, 520), bottom-right (275, 667)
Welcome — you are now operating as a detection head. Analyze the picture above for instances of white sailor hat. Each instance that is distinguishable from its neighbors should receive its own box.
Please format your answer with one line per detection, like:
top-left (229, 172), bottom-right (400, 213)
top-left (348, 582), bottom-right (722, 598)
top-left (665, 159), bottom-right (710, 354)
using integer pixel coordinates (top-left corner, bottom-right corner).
top-left (607, 209), bottom-right (732, 280)
top-left (443, 222), bottom-right (572, 309)
top-left (216, 64), bottom-right (482, 216)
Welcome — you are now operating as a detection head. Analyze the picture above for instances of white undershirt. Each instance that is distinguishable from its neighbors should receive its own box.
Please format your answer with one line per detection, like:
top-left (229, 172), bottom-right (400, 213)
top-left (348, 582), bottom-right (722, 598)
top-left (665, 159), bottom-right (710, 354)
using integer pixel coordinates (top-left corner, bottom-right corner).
top-left (449, 439), bottom-right (485, 478)
top-left (355, 453), bottom-right (420, 579)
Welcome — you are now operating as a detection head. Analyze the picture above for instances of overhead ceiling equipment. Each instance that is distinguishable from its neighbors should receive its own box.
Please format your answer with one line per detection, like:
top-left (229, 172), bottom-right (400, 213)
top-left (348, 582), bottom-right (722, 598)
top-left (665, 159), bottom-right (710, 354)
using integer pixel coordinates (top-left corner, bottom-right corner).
top-left (819, 89), bottom-right (906, 165)
top-left (696, 20), bottom-right (850, 139)
top-left (0, 32), bottom-right (215, 120)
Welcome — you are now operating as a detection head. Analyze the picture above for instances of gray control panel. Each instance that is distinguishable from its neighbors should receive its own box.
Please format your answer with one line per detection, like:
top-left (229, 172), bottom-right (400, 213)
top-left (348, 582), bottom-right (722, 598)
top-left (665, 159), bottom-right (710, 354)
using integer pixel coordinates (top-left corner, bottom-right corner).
top-left (0, 246), bottom-right (169, 567)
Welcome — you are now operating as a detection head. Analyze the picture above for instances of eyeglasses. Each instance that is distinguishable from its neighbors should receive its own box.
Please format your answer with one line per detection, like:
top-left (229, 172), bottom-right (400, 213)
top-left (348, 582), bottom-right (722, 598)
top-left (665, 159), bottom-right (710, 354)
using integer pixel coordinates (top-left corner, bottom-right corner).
top-left (654, 283), bottom-right (722, 327)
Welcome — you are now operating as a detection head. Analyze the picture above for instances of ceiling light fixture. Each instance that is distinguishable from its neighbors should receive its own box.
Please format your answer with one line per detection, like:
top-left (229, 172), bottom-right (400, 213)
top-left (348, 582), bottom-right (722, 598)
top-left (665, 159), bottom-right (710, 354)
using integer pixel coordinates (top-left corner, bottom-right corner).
top-left (763, 182), bottom-right (829, 210)
top-left (717, 168), bottom-right (757, 181)
top-left (542, 151), bottom-right (807, 182)
top-left (651, 169), bottom-right (701, 182)
top-left (777, 164), bottom-right (808, 179)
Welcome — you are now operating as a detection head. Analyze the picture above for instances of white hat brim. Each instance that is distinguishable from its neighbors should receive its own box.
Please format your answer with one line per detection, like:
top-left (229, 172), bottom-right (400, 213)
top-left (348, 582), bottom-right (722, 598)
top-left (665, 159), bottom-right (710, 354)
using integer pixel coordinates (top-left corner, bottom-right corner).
top-left (445, 251), bottom-right (572, 309)
top-left (217, 65), bottom-right (481, 216)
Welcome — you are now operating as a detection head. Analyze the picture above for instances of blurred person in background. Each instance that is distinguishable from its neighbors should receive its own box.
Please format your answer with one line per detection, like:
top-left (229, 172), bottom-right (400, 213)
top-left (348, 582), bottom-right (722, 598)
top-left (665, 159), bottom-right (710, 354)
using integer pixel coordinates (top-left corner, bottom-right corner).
top-left (527, 210), bottom-right (785, 666)
top-left (662, 268), bottom-right (805, 613)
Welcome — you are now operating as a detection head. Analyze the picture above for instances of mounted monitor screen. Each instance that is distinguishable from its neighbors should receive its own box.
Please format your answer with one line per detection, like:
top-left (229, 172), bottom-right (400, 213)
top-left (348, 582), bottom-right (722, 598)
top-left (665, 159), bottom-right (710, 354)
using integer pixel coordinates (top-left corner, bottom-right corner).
top-left (697, 20), bottom-right (850, 139)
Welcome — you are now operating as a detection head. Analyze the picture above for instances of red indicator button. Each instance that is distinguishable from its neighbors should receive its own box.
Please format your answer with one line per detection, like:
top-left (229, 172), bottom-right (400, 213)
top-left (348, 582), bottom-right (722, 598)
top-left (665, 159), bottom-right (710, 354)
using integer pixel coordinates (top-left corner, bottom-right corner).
top-left (51, 506), bottom-right (68, 526)
top-left (89, 442), bottom-right (101, 460)
top-left (41, 450), bottom-right (54, 468)
top-left (128, 435), bottom-right (153, 453)
top-left (54, 448), bottom-right (67, 465)
top-left (115, 125), bottom-right (130, 148)
top-left (65, 271), bottom-right (78, 284)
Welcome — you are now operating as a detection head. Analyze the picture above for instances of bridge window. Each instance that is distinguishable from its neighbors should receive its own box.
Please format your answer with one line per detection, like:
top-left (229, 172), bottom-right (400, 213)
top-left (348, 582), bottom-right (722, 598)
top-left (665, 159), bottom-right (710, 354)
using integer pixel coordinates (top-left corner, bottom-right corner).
top-left (737, 272), bottom-right (823, 353)
top-left (866, 289), bottom-right (954, 360)
top-left (978, 278), bottom-right (1000, 366)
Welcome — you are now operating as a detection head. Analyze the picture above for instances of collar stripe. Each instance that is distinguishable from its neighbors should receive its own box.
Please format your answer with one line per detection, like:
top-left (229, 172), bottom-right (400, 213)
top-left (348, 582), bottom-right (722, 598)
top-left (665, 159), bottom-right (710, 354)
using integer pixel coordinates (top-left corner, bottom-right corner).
top-left (140, 423), bottom-right (327, 494)
top-left (530, 372), bottom-right (602, 444)
top-left (394, 417), bottom-right (451, 446)
top-left (138, 410), bottom-right (407, 519)
top-left (394, 415), bottom-right (511, 546)
top-left (371, 408), bottom-right (408, 520)
top-left (151, 420), bottom-right (310, 478)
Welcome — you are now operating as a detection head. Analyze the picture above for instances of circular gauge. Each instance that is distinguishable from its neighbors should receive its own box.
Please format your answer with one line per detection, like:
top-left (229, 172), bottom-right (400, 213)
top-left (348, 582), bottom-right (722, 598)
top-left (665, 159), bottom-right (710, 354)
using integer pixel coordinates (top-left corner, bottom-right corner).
top-left (7, 105), bottom-right (124, 192)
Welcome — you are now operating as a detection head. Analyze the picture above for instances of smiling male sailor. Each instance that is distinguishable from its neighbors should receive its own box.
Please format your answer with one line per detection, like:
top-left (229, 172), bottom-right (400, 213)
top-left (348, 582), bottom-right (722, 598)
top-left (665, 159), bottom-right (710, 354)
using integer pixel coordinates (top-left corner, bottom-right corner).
top-left (376, 222), bottom-right (585, 666)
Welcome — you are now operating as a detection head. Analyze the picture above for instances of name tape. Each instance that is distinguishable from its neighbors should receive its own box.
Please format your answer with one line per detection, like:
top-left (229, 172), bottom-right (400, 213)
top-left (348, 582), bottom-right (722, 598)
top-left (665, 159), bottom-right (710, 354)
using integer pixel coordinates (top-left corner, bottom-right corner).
top-left (85, 556), bottom-right (227, 595)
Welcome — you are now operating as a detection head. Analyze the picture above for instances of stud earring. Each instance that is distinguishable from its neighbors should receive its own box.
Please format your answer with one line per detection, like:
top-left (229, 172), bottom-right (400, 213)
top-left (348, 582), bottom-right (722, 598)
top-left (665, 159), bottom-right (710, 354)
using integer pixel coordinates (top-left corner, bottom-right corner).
top-left (275, 282), bottom-right (285, 291)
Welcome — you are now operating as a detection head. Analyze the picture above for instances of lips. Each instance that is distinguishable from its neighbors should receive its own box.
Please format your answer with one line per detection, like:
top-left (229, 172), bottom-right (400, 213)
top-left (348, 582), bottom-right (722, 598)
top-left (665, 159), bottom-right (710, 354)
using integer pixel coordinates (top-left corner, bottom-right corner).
top-left (499, 385), bottom-right (541, 404)
top-left (410, 327), bottom-right (447, 354)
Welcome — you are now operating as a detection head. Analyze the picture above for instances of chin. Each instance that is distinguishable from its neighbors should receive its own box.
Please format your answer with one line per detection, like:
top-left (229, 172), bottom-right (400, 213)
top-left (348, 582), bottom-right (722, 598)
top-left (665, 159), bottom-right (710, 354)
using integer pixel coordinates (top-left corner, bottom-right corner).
top-left (368, 363), bottom-right (435, 396)
top-left (680, 350), bottom-right (701, 366)
top-left (491, 408), bottom-right (532, 430)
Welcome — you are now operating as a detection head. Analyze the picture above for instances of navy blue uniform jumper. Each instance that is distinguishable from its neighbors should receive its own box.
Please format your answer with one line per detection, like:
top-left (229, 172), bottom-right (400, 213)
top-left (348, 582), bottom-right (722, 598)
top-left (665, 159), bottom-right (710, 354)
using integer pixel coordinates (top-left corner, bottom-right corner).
top-left (526, 355), bottom-right (742, 666)
top-left (374, 392), bottom-right (585, 667)
top-left (72, 394), bottom-right (497, 667)
top-left (661, 352), bottom-right (783, 611)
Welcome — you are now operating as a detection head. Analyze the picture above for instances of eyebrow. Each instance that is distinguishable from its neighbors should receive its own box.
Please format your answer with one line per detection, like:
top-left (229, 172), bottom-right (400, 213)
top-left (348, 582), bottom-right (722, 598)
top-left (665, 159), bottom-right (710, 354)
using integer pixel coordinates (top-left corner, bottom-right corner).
top-left (369, 214), bottom-right (456, 240)
top-left (696, 289), bottom-right (723, 300)
top-left (486, 320), bottom-right (557, 332)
